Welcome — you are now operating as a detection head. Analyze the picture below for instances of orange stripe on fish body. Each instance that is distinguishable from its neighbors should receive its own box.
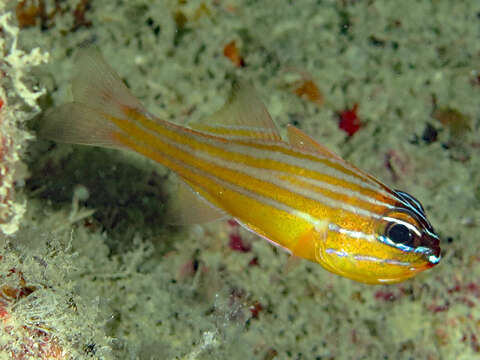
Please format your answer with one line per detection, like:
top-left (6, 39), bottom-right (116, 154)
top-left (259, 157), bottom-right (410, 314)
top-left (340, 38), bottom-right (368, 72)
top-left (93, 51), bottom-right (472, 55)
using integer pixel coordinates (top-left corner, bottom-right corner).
top-left (40, 48), bottom-right (441, 284)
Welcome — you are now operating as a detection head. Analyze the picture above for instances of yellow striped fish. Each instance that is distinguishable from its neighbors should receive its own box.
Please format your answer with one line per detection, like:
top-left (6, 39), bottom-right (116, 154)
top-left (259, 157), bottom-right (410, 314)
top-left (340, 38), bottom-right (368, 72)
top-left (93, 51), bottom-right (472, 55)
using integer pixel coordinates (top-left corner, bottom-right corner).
top-left (41, 49), bottom-right (441, 284)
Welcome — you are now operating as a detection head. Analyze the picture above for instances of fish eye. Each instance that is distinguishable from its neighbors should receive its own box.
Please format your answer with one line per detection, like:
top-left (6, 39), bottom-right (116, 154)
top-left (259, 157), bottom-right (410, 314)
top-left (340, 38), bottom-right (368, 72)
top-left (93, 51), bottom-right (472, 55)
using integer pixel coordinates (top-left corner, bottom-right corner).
top-left (380, 210), bottom-right (424, 251)
top-left (380, 208), bottom-right (441, 264)
top-left (385, 222), bottom-right (415, 248)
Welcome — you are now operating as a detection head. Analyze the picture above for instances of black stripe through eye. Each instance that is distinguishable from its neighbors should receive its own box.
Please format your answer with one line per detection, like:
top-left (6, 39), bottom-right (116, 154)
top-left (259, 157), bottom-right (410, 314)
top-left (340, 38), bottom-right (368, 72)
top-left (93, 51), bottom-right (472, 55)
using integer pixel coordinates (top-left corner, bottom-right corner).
top-left (394, 190), bottom-right (426, 216)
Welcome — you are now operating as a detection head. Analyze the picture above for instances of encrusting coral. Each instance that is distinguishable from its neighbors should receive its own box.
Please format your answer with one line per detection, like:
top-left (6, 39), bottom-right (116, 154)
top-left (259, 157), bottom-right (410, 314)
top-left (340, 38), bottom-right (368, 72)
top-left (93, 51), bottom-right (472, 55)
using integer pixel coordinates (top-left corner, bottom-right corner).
top-left (0, 6), bottom-right (48, 236)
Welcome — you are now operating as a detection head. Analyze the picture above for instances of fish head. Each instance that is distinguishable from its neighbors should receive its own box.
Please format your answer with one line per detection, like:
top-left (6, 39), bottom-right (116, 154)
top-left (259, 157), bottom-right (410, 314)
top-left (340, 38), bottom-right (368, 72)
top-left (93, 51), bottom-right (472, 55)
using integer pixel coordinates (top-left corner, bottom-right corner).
top-left (369, 190), bottom-right (441, 283)
top-left (314, 190), bottom-right (441, 284)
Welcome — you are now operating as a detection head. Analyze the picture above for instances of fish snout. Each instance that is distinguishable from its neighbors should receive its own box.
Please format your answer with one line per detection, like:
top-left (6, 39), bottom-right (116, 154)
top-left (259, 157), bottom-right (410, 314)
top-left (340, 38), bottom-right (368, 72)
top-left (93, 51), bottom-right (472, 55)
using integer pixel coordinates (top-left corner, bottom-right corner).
top-left (420, 230), bottom-right (441, 266)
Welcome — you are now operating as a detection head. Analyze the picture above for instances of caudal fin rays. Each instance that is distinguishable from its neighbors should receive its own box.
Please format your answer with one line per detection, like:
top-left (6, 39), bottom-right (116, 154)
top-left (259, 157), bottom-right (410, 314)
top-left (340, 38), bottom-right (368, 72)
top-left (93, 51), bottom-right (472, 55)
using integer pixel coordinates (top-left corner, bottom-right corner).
top-left (72, 48), bottom-right (146, 119)
top-left (40, 103), bottom-right (123, 148)
top-left (40, 48), bottom-right (146, 149)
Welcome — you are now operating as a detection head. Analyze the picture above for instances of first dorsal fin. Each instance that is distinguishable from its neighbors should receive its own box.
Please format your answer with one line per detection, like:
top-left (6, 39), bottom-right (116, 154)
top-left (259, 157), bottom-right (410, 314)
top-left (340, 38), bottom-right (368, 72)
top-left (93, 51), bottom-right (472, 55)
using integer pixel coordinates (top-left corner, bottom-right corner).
top-left (287, 125), bottom-right (388, 189)
top-left (189, 81), bottom-right (282, 142)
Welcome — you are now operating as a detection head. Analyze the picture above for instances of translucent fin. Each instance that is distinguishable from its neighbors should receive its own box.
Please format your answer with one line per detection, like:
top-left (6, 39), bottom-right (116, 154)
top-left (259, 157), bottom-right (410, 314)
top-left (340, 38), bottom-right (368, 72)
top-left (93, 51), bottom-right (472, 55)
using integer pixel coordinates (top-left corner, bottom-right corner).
top-left (291, 222), bottom-right (328, 262)
top-left (167, 179), bottom-right (227, 225)
top-left (71, 48), bottom-right (146, 118)
top-left (40, 103), bottom-right (123, 148)
top-left (287, 125), bottom-right (343, 161)
top-left (287, 125), bottom-right (388, 188)
top-left (189, 82), bottom-right (282, 142)
top-left (235, 218), bottom-right (293, 255)
top-left (40, 48), bottom-right (146, 148)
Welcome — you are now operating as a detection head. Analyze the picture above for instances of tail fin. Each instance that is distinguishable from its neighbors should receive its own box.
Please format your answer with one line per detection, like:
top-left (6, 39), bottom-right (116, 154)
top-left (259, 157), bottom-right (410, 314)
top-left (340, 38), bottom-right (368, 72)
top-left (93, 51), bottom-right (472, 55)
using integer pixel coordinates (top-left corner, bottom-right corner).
top-left (40, 48), bottom-right (146, 148)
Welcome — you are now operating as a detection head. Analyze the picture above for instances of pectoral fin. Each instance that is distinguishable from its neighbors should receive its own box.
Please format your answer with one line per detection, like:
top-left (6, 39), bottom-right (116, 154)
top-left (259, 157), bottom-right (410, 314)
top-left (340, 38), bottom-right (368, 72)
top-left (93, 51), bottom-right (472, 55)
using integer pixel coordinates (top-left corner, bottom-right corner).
top-left (291, 223), bottom-right (328, 263)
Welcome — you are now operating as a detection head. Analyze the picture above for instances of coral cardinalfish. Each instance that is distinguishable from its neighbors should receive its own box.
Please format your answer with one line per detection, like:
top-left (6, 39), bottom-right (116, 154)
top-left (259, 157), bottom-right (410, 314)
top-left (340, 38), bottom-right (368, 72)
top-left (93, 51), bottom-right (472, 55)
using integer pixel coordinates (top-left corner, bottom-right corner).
top-left (41, 49), bottom-right (441, 284)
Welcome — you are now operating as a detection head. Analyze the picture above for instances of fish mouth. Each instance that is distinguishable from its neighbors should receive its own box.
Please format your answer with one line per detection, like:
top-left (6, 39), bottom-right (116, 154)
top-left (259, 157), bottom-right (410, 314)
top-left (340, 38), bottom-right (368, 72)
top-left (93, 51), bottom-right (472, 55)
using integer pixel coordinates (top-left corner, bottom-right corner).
top-left (418, 231), bottom-right (441, 265)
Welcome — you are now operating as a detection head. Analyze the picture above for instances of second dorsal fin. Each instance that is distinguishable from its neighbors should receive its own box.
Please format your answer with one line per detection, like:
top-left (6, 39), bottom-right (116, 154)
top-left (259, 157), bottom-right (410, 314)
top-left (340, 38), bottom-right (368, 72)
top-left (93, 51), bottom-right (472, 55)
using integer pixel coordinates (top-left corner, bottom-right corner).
top-left (189, 82), bottom-right (282, 142)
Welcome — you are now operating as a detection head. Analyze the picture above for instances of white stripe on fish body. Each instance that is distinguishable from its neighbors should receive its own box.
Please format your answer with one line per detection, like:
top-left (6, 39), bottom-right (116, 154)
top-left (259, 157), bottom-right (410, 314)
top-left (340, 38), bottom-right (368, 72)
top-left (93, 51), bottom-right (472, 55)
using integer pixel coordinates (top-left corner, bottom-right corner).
top-left (327, 223), bottom-right (377, 242)
top-left (131, 124), bottom-right (388, 222)
top-left (124, 113), bottom-right (400, 209)
top-left (324, 249), bottom-right (412, 267)
top-left (202, 138), bottom-right (396, 200)
top-left (282, 174), bottom-right (396, 209)
top-left (126, 130), bottom-right (379, 247)
top-left (127, 114), bottom-right (399, 203)
top-left (182, 148), bottom-right (387, 221)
